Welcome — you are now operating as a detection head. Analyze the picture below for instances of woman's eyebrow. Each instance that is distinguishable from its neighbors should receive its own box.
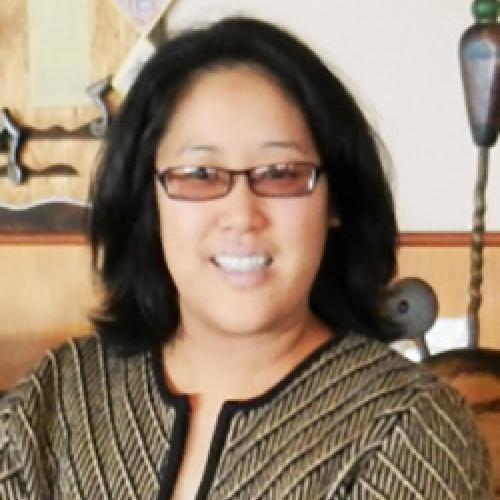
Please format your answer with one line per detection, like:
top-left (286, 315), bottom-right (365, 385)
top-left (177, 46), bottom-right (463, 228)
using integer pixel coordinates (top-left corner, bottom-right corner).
top-left (177, 142), bottom-right (306, 155)
top-left (260, 140), bottom-right (304, 152)
top-left (180, 144), bottom-right (221, 153)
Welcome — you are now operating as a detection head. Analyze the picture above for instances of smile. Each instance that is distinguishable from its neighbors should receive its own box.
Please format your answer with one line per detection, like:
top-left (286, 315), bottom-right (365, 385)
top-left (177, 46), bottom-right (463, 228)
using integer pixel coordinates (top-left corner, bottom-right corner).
top-left (211, 254), bottom-right (272, 272)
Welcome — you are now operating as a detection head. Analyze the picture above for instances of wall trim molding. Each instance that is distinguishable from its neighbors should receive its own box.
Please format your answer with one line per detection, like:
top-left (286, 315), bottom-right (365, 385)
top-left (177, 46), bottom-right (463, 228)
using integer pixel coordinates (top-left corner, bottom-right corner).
top-left (399, 232), bottom-right (500, 247)
top-left (1, 232), bottom-right (500, 246)
top-left (0, 233), bottom-right (87, 245)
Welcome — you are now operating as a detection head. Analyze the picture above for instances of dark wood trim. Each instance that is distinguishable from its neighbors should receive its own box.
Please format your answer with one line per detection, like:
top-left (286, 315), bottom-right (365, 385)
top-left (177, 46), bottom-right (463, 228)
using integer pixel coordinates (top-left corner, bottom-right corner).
top-left (0, 233), bottom-right (86, 245)
top-left (1, 231), bottom-right (500, 247)
top-left (398, 232), bottom-right (500, 247)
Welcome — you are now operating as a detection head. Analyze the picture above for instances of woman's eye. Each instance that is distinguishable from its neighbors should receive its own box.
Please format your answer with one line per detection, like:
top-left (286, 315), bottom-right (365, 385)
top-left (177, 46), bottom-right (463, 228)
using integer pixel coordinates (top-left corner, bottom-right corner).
top-left (182, 166), bottom-right (218, 180)
top-left (263, 164), bottom-right (298, 179)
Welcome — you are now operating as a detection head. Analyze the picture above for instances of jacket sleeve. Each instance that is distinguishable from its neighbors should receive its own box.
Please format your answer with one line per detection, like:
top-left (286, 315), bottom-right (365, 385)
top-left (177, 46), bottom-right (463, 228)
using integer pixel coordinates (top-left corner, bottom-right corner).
top-left (0, 382), bottom-right (51, 500)
top-left (344, 384), bottom-right (492, 500)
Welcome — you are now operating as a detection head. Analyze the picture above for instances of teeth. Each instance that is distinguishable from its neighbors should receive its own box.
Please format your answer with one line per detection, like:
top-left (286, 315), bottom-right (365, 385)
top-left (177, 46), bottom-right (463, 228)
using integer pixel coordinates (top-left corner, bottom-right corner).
top-left (212, 254), bottom-right (271, 272)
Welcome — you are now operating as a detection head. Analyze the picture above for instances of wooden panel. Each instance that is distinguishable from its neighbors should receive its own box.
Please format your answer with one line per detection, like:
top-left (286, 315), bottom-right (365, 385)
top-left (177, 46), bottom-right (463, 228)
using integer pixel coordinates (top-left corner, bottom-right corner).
top-left (397, 247), bottom-right (469, 317)
top-left (398, 246), bottom-right (500, 349)
top-left (0, 245), bottom-right (99, 389)
top-left (482, 247), bottom-right (500, 349)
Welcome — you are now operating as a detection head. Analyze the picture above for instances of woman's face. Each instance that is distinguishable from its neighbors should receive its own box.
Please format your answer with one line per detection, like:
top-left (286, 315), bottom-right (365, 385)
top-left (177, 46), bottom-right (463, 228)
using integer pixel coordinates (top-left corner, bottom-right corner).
top-left (155, 65), bottom-right (329, 337)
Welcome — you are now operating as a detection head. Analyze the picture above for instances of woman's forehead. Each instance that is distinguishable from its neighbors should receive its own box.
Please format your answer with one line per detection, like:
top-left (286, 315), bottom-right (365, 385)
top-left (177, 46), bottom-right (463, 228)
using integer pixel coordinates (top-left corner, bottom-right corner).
top-left (155, 65), bottom-right (317, 162)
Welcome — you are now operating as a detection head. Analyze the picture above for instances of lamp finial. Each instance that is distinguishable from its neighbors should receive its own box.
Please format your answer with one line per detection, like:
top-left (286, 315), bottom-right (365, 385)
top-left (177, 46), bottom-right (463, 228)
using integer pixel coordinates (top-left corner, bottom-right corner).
top-left (473, 0), bottom-right (500, 23)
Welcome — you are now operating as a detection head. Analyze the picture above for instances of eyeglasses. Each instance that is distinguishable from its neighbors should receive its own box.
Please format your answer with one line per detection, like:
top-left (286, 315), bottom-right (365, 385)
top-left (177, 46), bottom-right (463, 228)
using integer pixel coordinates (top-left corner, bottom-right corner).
top-left (155, 162), bottom-right (324, 201)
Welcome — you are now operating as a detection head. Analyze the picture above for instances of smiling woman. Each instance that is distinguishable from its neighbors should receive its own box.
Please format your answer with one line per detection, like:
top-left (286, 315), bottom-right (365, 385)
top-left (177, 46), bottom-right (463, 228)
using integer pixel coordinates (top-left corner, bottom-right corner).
top-left (154, 66), bottom-right (329, 346)
top-left (0, 16), bottom-right (492, 500)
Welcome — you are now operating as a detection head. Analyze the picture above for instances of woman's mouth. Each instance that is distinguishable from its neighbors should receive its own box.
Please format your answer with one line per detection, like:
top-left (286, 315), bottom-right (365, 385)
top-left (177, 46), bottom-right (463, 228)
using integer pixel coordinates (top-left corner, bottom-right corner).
top-left (211, 254), bottom-right (273, 272)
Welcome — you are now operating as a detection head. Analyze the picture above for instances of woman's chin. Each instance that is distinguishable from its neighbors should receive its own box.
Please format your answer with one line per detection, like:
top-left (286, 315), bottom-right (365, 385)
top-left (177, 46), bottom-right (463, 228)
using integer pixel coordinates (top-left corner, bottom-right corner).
top-left (200, 303), bottom-right (304, 339)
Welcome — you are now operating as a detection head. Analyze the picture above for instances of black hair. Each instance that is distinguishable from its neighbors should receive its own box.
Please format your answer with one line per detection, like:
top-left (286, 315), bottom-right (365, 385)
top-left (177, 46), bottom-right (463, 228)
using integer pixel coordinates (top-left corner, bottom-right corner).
top-left (89, 16), bottom-right (399, 353)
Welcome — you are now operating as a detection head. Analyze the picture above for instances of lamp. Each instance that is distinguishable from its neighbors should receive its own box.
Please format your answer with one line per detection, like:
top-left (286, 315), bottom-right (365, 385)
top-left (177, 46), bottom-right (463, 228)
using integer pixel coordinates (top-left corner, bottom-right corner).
top-left (459, 0), bottom-right (500, 347)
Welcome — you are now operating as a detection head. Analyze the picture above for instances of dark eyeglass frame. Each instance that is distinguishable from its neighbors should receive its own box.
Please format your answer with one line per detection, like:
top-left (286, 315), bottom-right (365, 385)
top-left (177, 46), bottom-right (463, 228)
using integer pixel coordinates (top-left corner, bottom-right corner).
top-left (155, 162), bottom-right (325, 201)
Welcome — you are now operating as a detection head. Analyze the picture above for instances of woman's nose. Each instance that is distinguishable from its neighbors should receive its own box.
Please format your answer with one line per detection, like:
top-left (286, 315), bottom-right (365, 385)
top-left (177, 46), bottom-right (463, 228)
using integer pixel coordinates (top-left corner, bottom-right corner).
top-left (217, 174), bottom-right (268, 233)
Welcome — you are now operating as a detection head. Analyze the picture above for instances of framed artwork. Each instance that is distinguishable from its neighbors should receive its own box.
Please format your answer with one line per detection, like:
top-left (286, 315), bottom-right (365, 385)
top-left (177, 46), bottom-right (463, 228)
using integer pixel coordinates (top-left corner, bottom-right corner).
top-left (0, 0), bottom-right (141, 243)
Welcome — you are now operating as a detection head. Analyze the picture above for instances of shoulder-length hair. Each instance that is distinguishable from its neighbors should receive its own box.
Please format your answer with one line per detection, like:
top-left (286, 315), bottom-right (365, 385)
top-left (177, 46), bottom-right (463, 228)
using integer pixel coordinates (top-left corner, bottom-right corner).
top-left (89, 16), bottom-right (399, 353)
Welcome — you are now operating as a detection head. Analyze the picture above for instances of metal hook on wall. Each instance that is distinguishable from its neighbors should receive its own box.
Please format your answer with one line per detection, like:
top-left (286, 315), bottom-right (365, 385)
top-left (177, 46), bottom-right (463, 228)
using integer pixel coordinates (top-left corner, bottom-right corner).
top-left (0, 76), bottom-right (112, 185)
top-left (86, 76), bottom-right (112, 138)
top-left (0, 108), bottom-right (23, 184)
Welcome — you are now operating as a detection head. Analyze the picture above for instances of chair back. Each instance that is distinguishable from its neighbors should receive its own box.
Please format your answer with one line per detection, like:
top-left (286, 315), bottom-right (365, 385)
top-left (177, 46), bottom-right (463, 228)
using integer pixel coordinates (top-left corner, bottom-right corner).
top-left (425, 348), bottom-right (500, 497)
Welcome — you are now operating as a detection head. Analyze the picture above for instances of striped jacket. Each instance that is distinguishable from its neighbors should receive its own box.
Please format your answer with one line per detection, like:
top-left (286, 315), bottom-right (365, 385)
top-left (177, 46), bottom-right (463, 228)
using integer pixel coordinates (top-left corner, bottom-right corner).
top-left (0, 332), bottom-right (491, 499)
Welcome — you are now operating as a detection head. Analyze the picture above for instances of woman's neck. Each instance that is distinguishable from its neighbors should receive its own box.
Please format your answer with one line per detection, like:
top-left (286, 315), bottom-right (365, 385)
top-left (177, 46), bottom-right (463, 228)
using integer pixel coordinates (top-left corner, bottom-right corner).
top-left (162, 312), bottom-right (332, 404)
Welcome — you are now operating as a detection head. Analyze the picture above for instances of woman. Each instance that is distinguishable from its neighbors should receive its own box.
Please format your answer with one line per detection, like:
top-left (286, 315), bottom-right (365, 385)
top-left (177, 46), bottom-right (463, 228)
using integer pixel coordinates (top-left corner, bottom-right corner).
top-left (0, 17), bottom-right (491, 499)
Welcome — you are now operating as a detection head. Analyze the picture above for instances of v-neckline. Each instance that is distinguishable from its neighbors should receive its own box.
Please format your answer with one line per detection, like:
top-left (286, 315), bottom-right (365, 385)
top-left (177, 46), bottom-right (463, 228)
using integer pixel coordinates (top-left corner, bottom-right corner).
top-left (150, 331), bottom-right (347, 499)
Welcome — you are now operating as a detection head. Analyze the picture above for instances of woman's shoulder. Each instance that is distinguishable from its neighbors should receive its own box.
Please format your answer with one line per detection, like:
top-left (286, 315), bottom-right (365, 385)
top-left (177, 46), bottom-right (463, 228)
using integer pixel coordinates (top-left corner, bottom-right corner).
top-left (1, 333), bottom-right (150, 410)
top-left (0, 335), bottom-right (101, 498)
top-left (0, 333), bottom-right (142, 433)
top-left (0, 335), bottom-right (100, 432)
top-left (315, 332), bottom-right (491, 496)
top-left (319, 331), bottom-right (437, 395)
top-left (320, 331), bottom-right (478, 420)
top-left (0, 335), bottom-right (169, 498)
top-left (2, 334), bottom-right (102, 401)
top-left (274, 331), bottom-right (465, 437)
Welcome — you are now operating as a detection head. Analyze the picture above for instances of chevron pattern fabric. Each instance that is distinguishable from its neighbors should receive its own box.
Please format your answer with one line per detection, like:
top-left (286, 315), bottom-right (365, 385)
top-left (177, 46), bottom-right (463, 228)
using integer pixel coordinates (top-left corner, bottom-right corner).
top-left (0, 333), bottom-right (491, 499)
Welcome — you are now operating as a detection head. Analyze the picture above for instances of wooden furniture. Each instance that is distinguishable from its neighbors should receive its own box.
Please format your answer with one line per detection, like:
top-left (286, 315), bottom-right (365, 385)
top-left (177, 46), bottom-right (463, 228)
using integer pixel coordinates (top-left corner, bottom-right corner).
top-left (426, 348), bottom-right (500, 498)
